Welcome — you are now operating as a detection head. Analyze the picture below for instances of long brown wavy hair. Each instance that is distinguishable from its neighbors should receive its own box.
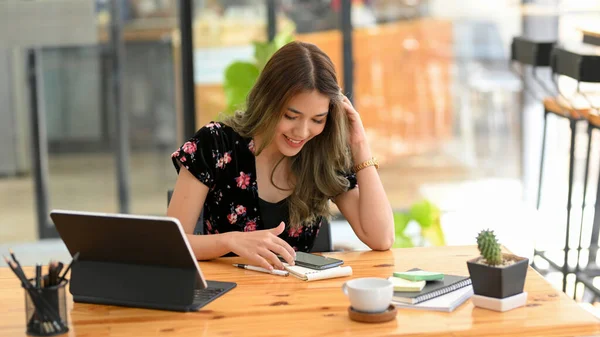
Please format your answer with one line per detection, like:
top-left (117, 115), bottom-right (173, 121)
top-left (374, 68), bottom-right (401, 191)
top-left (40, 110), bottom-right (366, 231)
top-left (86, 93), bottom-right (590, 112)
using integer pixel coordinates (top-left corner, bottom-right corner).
top-left (222, 41), bottom-right (352, 229)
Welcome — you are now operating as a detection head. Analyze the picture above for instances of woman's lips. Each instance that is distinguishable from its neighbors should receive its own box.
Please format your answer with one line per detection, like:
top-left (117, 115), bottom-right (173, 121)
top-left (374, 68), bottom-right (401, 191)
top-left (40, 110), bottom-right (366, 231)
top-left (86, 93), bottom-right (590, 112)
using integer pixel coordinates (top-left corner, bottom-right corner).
top-left (284, 135), bottom-right (305, 148)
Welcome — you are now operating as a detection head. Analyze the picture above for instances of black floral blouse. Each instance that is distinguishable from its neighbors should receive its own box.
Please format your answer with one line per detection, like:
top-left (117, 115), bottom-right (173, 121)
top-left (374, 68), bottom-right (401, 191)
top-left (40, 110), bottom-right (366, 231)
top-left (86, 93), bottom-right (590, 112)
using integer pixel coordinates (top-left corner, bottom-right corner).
top-left (171, 122), bottom-right (357, 252)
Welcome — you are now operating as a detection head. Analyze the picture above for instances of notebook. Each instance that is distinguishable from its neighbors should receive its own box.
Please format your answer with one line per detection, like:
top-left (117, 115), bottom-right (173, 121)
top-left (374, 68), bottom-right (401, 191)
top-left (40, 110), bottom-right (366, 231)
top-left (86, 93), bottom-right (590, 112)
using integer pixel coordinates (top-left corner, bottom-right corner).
top-left (388, 276), bottom-right (426, 292)
top-left (392, 268), bottom-right (471, 304)
top-left (283, 264), bottom-right (353, 281)
top-left (393, 285), bottom-right (473, 312)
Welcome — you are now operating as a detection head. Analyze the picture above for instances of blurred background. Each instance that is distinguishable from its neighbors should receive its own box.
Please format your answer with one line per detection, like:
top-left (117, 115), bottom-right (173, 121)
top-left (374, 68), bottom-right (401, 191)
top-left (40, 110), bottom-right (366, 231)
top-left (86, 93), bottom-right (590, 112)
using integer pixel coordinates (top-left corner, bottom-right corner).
top-left (1, 0), bottom-right (600, 312)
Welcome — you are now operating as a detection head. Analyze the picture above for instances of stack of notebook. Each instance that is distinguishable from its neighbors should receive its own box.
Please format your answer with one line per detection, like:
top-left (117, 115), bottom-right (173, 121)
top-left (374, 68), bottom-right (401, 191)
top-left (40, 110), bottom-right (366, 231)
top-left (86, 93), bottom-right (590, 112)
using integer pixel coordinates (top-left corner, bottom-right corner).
top-left (390, 268), bottom-right (473, 312)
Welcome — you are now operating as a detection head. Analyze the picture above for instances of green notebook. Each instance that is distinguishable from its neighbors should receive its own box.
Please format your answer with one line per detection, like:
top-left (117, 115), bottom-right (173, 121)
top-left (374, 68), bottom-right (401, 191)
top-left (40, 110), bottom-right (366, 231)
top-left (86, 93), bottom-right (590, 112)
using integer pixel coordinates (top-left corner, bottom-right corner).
top-left (393, 270), bottom-right (444, 281)
top-left (392, 268), bottom-right (471, 304)
top-left (388, 276), bottom-right (426, 292)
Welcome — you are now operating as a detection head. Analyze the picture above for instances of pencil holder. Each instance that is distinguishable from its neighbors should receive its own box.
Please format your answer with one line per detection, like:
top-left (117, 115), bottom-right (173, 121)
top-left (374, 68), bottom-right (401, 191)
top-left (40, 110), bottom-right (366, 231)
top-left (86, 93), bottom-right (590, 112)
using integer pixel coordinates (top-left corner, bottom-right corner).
top-left (23, 279), bottom-right (69, 336)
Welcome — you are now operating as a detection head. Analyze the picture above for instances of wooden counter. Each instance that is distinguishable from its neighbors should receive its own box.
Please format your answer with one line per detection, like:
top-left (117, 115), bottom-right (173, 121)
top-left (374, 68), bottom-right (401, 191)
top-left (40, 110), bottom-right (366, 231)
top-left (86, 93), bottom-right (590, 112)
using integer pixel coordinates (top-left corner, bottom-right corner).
top-left (1, 246), bottom-right (599, 336)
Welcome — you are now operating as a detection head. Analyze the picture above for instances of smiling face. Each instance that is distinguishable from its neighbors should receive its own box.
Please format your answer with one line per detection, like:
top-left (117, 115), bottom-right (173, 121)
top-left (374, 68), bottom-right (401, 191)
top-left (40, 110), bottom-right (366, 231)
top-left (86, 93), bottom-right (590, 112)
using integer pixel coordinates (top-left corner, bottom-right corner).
top-left (269, 90), bottom-right (330, 157)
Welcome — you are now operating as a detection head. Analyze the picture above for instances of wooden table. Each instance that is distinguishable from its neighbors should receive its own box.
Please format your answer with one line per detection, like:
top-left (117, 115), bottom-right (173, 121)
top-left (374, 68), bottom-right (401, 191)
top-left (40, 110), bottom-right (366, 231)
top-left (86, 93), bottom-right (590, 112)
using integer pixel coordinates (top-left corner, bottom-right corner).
top-left (1, 246), bottom-right (599, 336)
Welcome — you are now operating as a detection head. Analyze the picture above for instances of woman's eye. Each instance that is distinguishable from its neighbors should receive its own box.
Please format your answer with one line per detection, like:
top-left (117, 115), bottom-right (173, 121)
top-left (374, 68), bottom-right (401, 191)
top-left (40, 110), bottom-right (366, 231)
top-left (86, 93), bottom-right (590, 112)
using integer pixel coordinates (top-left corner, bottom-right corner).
top-left (313, 119), bottom-right (325, 124)
top-left (284, 115), bottom-right (297, 120)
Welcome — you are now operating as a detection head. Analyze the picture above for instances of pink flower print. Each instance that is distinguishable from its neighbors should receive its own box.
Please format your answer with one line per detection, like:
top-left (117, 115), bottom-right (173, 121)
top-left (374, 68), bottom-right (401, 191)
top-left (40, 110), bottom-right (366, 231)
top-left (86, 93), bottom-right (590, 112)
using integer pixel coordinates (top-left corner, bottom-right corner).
top-left (182, 141), bottom-right (197, 154)
top-left (227, 213), bottom-right (238, 224)
top-left (171, 150), bottom-right (179, 158)
top-left (205, 219), bottom-right (212, 232)
top-left (205, 122), bottom-right (222, 129)
top-left (244, 220), bottom-right (257, 232)
top-left (179, 156), bottom-right (187, 163)
top-left (235, 205), bottom-right (246, 215)
top-left (236, 172), bottom-right (251, 189)
top-left (248, 140), bottom-right (256, 154)
top-left (288, 226), bottom-right (303, 238)
top-left (216, 157), bottom-right (225, 169)
top-left (215, 151), bottom-right (232, 169)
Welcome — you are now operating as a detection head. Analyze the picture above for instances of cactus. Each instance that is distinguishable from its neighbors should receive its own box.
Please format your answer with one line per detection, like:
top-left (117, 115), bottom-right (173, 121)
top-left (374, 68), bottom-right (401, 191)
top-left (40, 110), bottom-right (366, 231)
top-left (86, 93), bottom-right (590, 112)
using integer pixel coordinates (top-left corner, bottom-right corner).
top-left (476, 229), bottom-right (503, 266)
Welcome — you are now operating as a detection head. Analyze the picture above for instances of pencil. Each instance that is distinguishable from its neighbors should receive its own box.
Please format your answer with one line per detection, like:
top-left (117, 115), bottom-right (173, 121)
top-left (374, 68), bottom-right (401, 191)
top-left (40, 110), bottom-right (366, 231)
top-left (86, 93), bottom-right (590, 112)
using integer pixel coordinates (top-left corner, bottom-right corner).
top-left (58, 251), bottom-right (79, 283)
top-left (4, 256), bottom-right (64, 332)
top-left (9, 249), bottom-right (22, 270)
top-left (35, 264), bottom-right (42, 289)
top-left (48, 261), bottom-right (58, 287)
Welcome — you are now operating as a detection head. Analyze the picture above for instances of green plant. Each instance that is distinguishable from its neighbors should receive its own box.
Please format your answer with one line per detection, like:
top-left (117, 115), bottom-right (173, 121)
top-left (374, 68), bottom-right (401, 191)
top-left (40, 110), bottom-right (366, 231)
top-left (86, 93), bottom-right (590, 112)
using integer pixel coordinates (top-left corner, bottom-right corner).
top-left (476, 229), bottom-right (502, 266)
top-left (393, 200), bottom-right (446, 248)
top-left (222, 29), bottom-right (295, 115)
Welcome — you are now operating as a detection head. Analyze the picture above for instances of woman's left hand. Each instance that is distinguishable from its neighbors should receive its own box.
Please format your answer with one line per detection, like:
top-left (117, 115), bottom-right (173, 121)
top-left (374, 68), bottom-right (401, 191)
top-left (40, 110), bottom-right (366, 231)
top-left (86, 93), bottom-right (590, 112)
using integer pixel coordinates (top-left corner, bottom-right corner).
top-left (341, 95), bottom-right (368, 150)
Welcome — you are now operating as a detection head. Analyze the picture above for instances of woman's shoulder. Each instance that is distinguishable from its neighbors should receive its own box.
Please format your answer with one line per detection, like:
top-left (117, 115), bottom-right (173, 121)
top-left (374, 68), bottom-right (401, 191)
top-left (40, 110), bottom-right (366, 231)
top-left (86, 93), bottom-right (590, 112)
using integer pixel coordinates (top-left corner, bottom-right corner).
top-left (194, 121), bottom-right (232, 137)
top-left (191, 121), bottom-right (253, 154)
top-left (191, 121), bottom-right (239, 143)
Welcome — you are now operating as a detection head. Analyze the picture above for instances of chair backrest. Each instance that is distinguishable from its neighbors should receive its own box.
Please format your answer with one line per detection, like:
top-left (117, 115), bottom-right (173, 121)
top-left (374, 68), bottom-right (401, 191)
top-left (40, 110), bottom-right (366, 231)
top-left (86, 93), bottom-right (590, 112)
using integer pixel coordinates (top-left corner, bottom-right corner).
top-left (510, 36), bottom-right (555, 67)
top-left (310, 217), bottom-right (333, 253)
top-left (550, 44), bottom-right (600, 83)
top-left (167, 190), bottom-right (204, 235)
top-left (166, 190), bottom-right (333, 252)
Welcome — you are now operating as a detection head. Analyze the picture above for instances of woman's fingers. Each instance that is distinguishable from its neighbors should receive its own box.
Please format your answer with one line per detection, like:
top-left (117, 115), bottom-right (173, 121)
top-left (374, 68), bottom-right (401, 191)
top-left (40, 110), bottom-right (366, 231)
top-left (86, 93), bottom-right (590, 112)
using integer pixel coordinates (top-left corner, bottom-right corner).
top-left (342, 101), bottom-right (356, 115)
top-left (272, 236), bottom-right (296, 263)
top-left (342, 95), bottom-right (353, 106)
top-left (269, 241), bottom-right (295, 266)
top-left (252, 254), bottom-right (275, 271)
top-left (260, 248), bottom-right (285, 270)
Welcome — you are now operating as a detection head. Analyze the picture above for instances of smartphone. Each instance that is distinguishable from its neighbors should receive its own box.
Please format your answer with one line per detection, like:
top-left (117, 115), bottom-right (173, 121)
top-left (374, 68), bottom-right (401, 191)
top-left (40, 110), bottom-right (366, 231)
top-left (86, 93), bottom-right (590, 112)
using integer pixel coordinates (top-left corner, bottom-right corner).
top-left (281, 251), bottom-right (344, 270)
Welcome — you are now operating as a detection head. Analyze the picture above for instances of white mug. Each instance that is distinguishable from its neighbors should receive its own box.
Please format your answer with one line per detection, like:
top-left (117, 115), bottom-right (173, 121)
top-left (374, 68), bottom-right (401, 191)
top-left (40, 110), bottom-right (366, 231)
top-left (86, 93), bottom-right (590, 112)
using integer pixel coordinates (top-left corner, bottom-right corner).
top-left (342, 277), bottom-right (394, 313)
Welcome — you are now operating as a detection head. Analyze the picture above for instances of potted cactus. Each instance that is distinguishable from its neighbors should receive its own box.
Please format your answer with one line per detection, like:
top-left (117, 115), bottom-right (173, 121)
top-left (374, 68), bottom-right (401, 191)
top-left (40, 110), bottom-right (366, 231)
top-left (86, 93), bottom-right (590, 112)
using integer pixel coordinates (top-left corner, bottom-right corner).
top-left (467, 229), bottom-right (528, 299)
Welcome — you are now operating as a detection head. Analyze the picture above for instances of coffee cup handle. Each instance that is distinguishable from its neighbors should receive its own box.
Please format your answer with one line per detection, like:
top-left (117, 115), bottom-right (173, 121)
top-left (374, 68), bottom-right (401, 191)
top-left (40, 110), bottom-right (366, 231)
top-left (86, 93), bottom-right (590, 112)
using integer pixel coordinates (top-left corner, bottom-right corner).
top-left (342, 282), bottom-right (349, 297)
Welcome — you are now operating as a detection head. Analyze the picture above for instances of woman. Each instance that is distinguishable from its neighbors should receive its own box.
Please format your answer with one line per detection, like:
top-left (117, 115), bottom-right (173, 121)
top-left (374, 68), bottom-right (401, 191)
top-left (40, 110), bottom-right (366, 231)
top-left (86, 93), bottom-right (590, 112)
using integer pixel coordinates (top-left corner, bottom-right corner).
top-left (168, 41), bottom-right (394, 271)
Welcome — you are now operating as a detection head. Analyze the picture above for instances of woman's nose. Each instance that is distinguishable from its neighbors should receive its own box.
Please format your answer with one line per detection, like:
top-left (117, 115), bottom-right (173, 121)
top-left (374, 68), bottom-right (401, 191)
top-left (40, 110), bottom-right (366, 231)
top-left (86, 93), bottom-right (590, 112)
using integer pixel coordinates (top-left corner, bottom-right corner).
top-left (293, 121), bottom-right (310, 139)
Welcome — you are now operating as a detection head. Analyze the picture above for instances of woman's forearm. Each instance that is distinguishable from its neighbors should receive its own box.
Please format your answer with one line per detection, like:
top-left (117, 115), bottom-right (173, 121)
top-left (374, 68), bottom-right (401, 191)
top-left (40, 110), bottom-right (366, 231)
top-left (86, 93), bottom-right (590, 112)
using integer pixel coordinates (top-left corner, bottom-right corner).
top-left (186, 232), bottom-right (235, 260)
top-left (353, 143), bottom-right (395, 250)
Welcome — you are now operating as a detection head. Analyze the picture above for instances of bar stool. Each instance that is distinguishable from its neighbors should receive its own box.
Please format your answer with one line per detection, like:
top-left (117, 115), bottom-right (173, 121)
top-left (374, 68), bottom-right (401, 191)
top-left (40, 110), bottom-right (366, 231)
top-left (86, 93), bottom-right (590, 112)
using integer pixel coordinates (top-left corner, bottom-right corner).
top-left (510, 36), bottom-right (555, 98)
top-left (509, 36), bottom-right (556, 208)
top-left (510, 36), bottom-right (567, 279)
top-left (564, 41), bottom-right (600, 300)
top-left (511, 37), bottom-right (599, 293)
top-left (538, 42), bottom-right (600, 293)
top-left (575, 113), bottom-right (600, 301)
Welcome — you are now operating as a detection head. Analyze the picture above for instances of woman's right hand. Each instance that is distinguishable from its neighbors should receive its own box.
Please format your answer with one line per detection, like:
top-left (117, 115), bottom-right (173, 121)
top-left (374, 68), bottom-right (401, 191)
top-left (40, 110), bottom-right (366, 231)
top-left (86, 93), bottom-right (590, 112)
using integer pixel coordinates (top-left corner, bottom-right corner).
top-left (227, 222), bottom-right (296, 271)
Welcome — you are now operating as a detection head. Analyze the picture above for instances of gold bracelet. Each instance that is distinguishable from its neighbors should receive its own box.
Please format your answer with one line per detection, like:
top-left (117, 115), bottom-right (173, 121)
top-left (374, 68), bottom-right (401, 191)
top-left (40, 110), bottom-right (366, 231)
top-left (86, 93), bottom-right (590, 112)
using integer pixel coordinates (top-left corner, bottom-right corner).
top-left (353, 157), bottom-right (379, 173)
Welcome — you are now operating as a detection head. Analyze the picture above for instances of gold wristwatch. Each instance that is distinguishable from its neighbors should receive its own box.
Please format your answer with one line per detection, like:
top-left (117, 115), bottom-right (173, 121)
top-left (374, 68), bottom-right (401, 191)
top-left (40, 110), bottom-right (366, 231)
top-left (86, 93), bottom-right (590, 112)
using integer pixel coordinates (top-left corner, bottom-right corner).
top-left (353, 157), bottom-right (379, 173)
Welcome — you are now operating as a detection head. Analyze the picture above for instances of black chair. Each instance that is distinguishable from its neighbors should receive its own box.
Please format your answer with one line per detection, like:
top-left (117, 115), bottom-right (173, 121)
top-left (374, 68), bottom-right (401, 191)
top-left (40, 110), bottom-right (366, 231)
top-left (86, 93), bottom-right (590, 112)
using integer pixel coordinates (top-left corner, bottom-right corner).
top-left (513, 38), bottom-right (600, 296)
top-left (547, 43), bottom-right (600, 295)
top-left (551, 43), bottom-right (600, 300)
top-left (575, 113), bottom-right (600, 301)
top-left (311, 217), bottom-right (333, 253)
top-left (510, 35), bottom-right (558, 210)
top-left (166, 190), bottom-right (333, 252)
top-left (511, 36), bottom-right (600, 294)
